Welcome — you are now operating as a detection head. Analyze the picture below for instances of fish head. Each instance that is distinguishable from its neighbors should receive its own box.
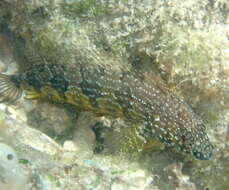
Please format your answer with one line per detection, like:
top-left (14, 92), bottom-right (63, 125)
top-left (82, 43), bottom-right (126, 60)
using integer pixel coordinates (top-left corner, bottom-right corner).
top-left (178, 122), bottom-right (214, 160)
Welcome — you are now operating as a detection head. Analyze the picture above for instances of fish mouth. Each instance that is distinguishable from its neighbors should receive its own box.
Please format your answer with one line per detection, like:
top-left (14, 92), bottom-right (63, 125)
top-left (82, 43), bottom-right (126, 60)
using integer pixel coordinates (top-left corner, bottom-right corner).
top-left (192, 144), bottom-right (214, 160)
top-left (193, 151), bottom-right (212, 160)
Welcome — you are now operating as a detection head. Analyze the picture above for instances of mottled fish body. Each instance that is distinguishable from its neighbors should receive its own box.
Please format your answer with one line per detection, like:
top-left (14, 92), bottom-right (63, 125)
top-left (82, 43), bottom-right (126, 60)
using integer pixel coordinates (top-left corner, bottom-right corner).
top-left (0, 63), bottom-right (213, 160)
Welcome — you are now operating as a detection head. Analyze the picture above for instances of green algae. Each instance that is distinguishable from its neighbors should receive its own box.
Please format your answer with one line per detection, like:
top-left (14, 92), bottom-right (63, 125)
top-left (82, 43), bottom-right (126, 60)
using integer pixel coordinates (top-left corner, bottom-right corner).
top-left (61, 0), bottom-right (110, 18)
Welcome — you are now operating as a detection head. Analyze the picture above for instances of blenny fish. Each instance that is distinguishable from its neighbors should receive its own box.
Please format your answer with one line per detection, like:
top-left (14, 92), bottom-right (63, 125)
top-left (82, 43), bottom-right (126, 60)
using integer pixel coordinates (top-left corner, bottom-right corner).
top-left (0, 61), bottom-right (213, 160)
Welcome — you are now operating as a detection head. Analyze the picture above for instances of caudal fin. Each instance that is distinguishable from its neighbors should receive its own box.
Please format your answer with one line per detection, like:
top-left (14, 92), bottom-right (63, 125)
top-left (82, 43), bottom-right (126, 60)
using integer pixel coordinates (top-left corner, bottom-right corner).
top-left (0, 73), bottom-right (22, 104)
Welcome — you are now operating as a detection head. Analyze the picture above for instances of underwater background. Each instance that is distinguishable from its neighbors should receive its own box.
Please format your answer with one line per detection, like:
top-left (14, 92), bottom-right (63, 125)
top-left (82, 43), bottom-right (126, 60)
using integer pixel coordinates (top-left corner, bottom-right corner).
top-left (0, 0), bottom-right (228, 189)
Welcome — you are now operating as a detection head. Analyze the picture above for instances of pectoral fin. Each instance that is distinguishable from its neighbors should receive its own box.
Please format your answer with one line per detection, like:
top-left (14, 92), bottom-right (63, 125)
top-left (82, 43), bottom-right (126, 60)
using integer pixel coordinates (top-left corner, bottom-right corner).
top-left (0, 74), bottom-right (23, 104)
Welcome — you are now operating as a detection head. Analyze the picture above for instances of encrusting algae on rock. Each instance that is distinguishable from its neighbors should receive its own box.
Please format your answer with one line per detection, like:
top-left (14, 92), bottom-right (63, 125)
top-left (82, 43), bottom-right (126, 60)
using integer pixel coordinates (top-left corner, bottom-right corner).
top-left (0, 54), bottom-right (214, 160)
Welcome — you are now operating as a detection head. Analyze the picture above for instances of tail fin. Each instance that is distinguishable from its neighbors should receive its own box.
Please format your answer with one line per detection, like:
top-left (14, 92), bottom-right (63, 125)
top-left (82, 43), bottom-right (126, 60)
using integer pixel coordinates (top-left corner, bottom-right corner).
top-left (0, 74), bottom-right (22, 104)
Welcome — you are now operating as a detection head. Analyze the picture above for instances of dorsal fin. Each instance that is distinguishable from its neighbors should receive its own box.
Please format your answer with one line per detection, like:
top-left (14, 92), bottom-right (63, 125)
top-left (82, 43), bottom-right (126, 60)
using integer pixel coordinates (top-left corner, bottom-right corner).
top-left (23, 47), bottom-right (48, 66)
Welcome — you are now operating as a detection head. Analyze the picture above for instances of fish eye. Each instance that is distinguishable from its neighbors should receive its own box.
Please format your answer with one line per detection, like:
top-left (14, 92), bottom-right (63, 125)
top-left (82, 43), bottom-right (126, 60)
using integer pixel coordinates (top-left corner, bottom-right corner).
top-left (7, 154), bottom-right (14, 160)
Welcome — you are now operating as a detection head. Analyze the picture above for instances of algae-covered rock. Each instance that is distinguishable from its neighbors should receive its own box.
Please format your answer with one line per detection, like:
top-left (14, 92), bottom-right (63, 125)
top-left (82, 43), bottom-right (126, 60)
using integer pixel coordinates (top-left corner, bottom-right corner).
top-left (0, 142), bottom-right (31, 190)
top-left (27, 101), bottom-right (77, 140)
top-left (0, 109), bottom-right (159, 190)
top-left (0, 0), bottom-right (228, 190)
